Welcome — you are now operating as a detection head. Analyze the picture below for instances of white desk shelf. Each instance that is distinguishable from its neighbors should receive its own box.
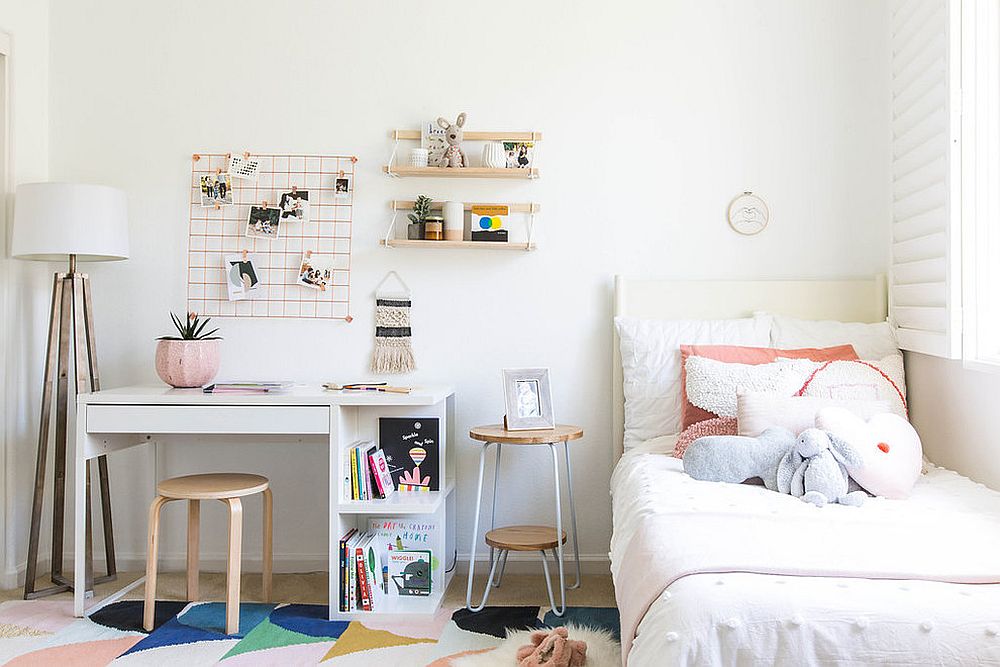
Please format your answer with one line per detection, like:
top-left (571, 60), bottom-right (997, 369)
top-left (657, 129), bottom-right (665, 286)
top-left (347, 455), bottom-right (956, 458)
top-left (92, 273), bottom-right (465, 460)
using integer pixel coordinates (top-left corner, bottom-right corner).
top-left (74, 384), bottom-right (456, 622)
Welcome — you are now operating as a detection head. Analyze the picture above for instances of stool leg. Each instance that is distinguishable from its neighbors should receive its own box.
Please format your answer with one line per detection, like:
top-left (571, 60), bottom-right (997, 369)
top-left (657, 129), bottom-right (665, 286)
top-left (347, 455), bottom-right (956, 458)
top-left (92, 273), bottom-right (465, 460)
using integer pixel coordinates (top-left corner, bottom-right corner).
top-left (262, 488), bottom-right (273, 602)
top-left (563, 442), bottom-right (581, 590)
top-left (187, 500), bottom-right (200, 601)
top-left (493, 549), bottom-right (510, 588)
top-left (224, 497), bottom-right (243, 635)
top-left (540, 549), bottom-right (566, 617)
top-left (548, 444), bottom-right (566, 615)
top-left (466, 442), bottom-right (492, 611)
top-left (143, 496), bottom-right (170, 631)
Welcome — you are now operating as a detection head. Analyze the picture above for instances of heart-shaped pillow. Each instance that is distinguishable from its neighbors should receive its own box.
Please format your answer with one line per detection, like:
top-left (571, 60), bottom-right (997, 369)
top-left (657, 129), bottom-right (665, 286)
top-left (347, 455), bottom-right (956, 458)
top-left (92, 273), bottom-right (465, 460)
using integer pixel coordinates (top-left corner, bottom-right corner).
top-left (815, 406), bottom-right (922, 499)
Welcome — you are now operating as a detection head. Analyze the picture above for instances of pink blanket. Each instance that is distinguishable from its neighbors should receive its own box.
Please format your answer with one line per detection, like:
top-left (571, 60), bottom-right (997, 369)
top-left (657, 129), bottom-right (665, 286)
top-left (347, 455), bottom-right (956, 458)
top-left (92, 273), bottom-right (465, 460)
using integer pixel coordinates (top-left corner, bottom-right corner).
top-left (612, 463), bottom-right (1000, 663)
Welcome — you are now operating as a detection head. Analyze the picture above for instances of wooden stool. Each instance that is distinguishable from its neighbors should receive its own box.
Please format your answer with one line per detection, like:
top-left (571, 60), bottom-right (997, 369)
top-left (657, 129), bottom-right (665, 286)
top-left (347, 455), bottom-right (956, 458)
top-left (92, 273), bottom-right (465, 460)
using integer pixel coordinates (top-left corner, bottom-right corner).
top-left (143, 473), bottom-right (272, 634)
top-left (466, 425), bottom-right (583, 617)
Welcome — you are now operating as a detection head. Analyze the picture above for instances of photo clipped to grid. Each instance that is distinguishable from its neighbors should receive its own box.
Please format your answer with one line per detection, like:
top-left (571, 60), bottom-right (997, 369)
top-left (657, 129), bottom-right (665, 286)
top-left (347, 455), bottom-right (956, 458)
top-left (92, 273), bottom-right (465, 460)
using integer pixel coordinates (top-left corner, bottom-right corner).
top-left (187, 152), bottom-right (355, 320)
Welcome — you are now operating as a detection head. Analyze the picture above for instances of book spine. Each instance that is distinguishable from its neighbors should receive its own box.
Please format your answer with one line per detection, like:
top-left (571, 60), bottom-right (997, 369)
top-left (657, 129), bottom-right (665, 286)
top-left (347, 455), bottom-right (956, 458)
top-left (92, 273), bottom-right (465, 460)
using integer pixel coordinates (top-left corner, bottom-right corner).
top-left (356, 549), bottom-right (371, 611)
top-left (369, 453), bottom-right (385, 498)
top-left (338, 537), bottom-right (346, 611)
top-left (350, 447), bottom-right (358, 500)
top-left (374, 452), bottom-right (395, 495)
top-left (349, 541), bottom-right (356, 610)
top-left (361, 450), bottom-right (369, 500)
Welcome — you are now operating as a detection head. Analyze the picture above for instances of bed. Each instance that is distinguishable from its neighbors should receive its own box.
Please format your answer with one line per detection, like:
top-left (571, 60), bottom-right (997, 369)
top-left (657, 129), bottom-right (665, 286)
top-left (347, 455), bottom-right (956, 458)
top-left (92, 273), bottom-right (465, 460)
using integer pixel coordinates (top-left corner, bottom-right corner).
top-left (610, 276), bottom-right (1000, 666)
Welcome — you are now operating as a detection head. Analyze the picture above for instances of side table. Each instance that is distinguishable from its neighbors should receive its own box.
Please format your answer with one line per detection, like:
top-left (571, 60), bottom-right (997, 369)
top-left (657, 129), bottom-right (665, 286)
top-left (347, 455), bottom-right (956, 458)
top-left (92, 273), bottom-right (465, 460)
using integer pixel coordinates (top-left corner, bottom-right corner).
top-left (465, 424), bottom-right (583, 616)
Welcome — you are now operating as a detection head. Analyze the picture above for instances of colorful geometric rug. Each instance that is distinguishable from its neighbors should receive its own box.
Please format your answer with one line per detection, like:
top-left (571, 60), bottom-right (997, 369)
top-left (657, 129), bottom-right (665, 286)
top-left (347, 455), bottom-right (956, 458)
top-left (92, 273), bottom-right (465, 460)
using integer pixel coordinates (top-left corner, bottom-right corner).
top-left (0, 599), bottom-right (619, 665)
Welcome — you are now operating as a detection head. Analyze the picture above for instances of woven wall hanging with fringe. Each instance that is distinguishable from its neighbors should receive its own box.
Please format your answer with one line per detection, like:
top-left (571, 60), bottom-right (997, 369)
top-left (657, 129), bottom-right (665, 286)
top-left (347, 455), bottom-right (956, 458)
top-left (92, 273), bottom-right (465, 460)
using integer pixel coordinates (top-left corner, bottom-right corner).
top-left (371, 271), bottom-right (415, 374)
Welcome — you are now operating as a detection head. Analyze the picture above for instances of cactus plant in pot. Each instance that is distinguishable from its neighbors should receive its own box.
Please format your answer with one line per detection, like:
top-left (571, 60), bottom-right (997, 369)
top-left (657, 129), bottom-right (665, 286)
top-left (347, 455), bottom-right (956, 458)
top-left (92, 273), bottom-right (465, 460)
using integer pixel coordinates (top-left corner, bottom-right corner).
top-left (155, 312), bottom-right (222, 388)
top-left (407, 195), bottom-right (433, 240)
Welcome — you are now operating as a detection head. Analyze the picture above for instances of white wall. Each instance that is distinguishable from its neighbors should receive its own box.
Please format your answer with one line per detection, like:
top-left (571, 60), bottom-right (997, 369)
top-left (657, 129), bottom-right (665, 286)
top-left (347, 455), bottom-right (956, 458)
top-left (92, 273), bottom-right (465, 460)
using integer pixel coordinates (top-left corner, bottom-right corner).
top-left (0, 0), bottom-right (52, 587)
top-left (906, 353), bottom-right (1000, 489)
top-left (41, 0), bottom-right (891, 574)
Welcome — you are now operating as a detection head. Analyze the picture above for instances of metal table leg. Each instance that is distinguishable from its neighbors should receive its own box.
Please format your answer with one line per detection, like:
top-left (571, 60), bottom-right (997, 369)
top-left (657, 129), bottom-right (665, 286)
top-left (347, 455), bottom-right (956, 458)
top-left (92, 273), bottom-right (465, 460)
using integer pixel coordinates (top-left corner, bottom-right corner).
top-left (547, 443), bottom-right (566, 616)
top-left (564, 442), bottom-right (581, 590)
top-left (467, 441), bottom-right (502, 611)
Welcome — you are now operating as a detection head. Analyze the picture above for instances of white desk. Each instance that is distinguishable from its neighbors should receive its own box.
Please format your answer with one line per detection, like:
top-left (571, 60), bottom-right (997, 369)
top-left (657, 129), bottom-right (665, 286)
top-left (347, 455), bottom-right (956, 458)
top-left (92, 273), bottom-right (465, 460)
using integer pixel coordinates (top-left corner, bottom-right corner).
top-left (74, 384), bottom-right (455, 619)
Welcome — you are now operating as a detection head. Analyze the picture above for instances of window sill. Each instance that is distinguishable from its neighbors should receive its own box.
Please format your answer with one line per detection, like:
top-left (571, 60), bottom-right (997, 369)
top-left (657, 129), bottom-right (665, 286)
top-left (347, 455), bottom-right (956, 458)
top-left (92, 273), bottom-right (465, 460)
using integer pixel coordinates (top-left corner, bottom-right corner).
top-left (962, 357), bottom-right (1000, 374)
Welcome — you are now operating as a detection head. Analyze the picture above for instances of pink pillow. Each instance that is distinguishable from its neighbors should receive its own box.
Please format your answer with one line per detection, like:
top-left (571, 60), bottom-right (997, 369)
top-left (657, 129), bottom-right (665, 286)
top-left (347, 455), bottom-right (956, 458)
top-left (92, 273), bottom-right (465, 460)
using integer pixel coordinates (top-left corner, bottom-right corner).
top-left (673, 416), bottom-right (737, 458)
top-left (679, 344), bottom-right (859, 429)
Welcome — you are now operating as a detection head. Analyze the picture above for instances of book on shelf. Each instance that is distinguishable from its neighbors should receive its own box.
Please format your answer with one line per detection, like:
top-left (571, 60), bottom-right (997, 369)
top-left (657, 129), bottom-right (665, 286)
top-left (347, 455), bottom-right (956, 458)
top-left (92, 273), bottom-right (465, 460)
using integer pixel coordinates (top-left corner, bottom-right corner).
top-left (368, 449), bottom-right (395, 499)
top-left (367, 517), bottom-right (438, 595)
top-left (338, 528), bottom-right (357, 612)
top-left (338, 529), bottom-right (391, 611)
top-left (345, 441), bottom-right (396, 501)
top-left (378, 417), bottom-right (440, 492)
top-left (388, 550), bottom-right (432, 596)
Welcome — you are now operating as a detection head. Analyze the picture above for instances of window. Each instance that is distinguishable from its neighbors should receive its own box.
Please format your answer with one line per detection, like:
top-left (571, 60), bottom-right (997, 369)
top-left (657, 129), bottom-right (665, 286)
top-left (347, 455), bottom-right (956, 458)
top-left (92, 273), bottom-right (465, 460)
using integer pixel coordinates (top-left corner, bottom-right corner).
top-left (961, 0), bottom-right (1000, 369)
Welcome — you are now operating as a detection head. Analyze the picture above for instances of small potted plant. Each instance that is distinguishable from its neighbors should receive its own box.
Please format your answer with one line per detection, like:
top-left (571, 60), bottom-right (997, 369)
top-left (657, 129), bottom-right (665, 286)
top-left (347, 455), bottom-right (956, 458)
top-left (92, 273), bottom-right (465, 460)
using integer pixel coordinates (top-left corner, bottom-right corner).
top-left (155, 312), bottom-right (222, 388)
top-left (407, 195), bottom-right (433, 240)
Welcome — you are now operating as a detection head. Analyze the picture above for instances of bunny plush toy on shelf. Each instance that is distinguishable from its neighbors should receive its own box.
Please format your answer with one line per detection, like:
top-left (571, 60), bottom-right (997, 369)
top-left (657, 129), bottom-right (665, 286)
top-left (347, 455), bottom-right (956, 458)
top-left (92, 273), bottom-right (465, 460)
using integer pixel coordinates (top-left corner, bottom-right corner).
top-left (437, 112), bottom-right (468, 168)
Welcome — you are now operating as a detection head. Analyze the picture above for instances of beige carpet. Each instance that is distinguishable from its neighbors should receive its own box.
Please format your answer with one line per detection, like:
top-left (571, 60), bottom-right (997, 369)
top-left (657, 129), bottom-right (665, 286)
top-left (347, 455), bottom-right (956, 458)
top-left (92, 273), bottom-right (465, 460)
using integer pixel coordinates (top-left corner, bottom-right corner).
top-left (3, 571), bottom-right (617, 609)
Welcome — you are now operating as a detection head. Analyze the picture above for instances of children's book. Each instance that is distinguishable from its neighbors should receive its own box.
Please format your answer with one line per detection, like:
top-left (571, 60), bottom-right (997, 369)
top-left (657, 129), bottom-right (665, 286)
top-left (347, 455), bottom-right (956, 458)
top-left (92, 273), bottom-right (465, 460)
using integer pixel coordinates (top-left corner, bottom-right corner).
top-left (388, 550), bottom-right (432, 596)
top-left (378, 417), bottom-right (439, 491)
top-left (338, 528), bottom-right (357, 611)
top-left (368, 449), bottom-right (395, 499)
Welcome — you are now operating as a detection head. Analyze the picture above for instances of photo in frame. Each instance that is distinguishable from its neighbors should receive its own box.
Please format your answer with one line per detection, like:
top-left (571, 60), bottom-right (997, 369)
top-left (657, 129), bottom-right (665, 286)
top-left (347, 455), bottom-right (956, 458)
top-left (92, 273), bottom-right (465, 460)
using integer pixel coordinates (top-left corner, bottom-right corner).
top-left (502, 367), bottom-right (555, 430)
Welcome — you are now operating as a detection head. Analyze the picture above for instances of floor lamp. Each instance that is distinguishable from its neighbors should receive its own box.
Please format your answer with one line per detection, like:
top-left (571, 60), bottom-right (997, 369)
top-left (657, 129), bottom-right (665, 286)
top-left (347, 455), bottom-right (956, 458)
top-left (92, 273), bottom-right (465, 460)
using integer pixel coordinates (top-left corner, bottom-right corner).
top-left (11, 183), bottom-right (129, 599)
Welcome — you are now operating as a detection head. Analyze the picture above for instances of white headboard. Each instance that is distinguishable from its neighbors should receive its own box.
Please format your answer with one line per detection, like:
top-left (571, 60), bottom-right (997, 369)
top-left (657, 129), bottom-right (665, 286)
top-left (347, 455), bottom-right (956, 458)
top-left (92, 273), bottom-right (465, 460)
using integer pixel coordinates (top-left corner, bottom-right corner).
top-left (611, 275), bottom-right (888, 460)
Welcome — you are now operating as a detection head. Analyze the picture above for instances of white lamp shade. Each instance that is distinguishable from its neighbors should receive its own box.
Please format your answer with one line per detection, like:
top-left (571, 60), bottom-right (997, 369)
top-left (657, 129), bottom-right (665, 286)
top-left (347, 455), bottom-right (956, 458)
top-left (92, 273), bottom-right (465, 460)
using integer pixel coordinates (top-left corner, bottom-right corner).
top-left (11, 182), bottom-right (129, 261)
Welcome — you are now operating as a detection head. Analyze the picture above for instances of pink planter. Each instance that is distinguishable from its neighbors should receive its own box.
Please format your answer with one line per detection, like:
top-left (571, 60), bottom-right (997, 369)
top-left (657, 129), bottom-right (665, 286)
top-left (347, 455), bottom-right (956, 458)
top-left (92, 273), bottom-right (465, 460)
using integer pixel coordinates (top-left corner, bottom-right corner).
top-left (155, 339), bottom-right (220, 388)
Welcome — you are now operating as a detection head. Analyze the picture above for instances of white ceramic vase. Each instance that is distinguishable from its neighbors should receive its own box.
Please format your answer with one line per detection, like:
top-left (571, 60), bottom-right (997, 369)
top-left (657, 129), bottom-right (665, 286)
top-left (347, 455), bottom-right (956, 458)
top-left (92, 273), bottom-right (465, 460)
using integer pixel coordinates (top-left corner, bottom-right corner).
top-left (481, 142), bottom-right (506, 169)
top-left (442, 201), bottom-right (464, 241)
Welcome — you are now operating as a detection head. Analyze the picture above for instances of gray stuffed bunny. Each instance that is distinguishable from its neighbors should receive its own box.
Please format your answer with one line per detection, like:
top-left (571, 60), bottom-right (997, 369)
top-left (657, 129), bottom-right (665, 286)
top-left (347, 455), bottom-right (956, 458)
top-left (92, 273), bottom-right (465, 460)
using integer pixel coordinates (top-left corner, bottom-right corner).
top-left (437, 113), bottom-right (468, 168)
top-left (777, 428), bottom-right (868, 507)
top-left (682, 427), bottom-right (797, 492)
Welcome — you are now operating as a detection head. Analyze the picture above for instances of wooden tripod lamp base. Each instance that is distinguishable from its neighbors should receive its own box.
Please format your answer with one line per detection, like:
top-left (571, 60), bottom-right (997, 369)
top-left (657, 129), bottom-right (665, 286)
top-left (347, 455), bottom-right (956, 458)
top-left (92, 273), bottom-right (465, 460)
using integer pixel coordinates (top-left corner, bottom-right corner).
top-left (23, 260), bottom-right (117, 599)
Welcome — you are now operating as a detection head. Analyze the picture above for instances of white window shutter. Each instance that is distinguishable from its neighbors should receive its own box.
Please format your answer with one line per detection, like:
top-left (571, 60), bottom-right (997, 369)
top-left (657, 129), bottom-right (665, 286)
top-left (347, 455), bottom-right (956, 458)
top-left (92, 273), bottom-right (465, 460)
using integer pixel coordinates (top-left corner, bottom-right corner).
top-left (890, 0), bottom-right (963, 358)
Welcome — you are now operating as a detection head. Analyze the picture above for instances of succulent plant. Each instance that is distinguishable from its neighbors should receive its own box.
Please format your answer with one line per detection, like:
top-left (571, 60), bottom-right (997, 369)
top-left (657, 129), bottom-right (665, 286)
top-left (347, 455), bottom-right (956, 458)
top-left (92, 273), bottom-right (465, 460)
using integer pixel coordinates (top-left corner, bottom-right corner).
top-left (407, 195), bottom-right (433, 224)
top-left (158, 311), bottom-right (221, 341)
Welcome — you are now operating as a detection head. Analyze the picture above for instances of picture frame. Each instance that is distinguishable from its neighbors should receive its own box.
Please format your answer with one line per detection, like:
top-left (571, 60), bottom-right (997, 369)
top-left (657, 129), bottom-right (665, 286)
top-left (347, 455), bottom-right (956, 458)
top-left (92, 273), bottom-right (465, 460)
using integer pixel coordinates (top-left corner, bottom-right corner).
top-left (502, 367), bottom-right (555, 431)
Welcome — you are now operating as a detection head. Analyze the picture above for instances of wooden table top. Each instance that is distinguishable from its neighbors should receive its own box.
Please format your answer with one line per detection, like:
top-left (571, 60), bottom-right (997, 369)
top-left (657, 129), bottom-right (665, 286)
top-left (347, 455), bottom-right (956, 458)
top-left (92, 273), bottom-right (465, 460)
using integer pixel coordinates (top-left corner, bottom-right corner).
top-left (469, 424), bottom-right (583, 444)
top-left (485, 525), bottom-right (567, 551)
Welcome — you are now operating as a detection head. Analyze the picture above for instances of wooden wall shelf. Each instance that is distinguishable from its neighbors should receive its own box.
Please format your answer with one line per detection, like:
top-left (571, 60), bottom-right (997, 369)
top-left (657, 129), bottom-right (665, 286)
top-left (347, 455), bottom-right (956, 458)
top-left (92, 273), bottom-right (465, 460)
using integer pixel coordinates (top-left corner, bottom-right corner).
top-left (391, 130), bottom-right (543, 142)
top-left (380, 239), bottom-right (536, 251)
top-left (390, 201), bottom-right (540, 214)
top-left (383, 165), bottom-right (538, 179)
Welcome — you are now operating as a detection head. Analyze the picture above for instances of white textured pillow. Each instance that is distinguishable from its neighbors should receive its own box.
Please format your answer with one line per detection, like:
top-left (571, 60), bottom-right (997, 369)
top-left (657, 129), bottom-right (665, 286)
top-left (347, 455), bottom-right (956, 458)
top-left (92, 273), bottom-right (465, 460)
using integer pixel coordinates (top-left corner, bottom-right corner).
top-left (737, 393), bottom-right (891, 437)
top-left (767, 314), bottom-right (899, 360)
top-left (615, 315), bottom-right (771, 448)
top-left (798, 355), bottom-right (907, 417)
top-left (684, 356), bottom-right (817, 419)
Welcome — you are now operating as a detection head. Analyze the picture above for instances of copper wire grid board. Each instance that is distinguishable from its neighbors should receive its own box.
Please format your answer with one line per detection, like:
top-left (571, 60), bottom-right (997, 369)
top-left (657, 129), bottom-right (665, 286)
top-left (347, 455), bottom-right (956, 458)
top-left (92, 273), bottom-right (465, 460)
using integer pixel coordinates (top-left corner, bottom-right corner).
top-left (187, 152), bottom-right (356, 320)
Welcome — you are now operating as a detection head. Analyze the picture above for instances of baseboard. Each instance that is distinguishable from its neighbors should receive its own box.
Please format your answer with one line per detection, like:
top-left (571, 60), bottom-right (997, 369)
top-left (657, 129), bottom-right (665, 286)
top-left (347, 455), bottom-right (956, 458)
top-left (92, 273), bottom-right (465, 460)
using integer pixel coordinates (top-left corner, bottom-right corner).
top-left (4, 551), bottom-right (611, 590)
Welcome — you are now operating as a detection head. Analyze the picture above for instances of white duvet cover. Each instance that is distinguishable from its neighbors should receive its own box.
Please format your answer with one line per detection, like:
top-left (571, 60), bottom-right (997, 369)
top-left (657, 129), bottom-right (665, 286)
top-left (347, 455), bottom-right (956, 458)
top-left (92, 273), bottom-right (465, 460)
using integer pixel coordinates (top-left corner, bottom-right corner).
top-left (611, 440), bottom-right (1000, 666)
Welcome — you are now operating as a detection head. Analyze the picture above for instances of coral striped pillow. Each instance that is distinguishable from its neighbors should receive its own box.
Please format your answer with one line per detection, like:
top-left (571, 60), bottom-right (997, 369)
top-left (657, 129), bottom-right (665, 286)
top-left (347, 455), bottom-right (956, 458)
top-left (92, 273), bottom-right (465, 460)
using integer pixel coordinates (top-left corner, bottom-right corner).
top-left (673, 416), bottom-right (738, 458)
top-left (679, 344), bottom-right (859, 429)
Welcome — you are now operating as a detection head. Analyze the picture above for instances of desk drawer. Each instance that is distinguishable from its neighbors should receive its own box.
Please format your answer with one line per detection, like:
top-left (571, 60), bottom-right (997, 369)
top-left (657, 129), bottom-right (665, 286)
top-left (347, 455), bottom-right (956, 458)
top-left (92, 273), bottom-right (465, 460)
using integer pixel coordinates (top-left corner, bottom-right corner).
top-left (86, 405), bottom-right (330, 435)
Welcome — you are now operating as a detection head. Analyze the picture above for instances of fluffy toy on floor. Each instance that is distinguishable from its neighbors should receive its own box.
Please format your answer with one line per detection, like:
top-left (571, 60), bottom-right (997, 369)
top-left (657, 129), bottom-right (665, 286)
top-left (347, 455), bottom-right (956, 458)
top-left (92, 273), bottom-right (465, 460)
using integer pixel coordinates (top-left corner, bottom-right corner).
top-left (450, 624), bottom-right (620, 667)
